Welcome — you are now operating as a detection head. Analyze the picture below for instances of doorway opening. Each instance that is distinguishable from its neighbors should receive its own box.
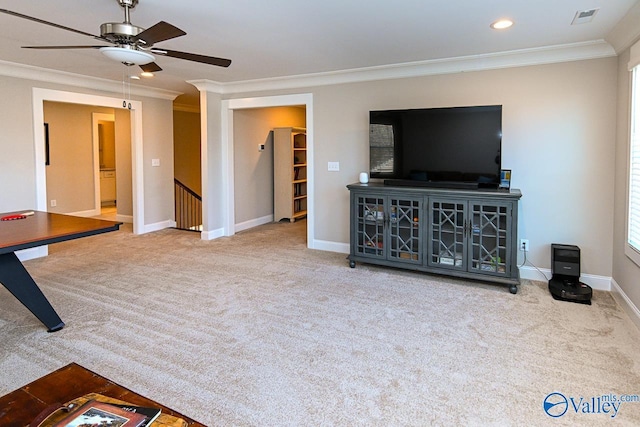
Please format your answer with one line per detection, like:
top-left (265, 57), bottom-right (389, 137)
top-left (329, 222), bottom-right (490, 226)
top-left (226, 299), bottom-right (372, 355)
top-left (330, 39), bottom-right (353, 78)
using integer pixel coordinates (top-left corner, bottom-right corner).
top-left (33, 88), bottom-right (144, 238)
top-left (232, 106), bottom-right (306, 239)
top-left (221, 93), bottom-right (315, 248)
top-left (93, 113), bottom-right (120, 221)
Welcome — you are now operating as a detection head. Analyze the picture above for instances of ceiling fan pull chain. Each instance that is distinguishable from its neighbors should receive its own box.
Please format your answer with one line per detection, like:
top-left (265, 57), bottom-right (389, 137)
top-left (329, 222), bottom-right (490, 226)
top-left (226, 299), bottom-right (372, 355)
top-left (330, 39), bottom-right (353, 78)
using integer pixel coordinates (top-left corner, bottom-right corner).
top-left (122, 65), bottom-right (126, 107)
top-left (120, 63), bottom-right (132, 109)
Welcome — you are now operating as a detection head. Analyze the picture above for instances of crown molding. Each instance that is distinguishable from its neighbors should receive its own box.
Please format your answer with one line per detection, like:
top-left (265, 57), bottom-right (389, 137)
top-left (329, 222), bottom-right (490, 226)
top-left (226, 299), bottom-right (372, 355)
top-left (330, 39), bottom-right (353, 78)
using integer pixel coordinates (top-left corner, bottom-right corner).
top-left (0, 40), bottom-right (617, 98)
top-left (0, 59), bottom-right (181, 100)
top-left (194, 40), bottom-right (616, 95)
top-left (187, 79), bottom-right (225, 94)
top-left (606, 1), bottom-right (640, 54)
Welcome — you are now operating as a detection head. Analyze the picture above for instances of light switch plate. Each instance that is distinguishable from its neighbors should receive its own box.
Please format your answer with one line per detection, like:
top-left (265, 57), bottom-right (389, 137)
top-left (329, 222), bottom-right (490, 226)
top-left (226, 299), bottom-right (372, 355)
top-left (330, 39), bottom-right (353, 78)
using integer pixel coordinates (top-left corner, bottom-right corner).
top-left (328, 161), bottom-right (340, 171)
top-left (152, 158), bottom-right (160, 167)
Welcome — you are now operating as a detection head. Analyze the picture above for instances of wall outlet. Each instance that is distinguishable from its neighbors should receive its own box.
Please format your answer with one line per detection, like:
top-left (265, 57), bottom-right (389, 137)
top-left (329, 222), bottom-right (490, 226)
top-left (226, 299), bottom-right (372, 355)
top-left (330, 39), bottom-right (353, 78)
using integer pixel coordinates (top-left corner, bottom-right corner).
top-left (520, 239), bottom-right (529, 252)
top-left (50, 199), bottom-right (57, 207)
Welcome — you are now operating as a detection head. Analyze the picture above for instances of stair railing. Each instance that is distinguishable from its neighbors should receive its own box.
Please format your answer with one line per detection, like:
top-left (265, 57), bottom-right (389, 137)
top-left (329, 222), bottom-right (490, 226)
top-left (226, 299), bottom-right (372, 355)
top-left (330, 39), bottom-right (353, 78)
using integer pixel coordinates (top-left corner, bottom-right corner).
top-left (174, 178), bottom-right (202, 231)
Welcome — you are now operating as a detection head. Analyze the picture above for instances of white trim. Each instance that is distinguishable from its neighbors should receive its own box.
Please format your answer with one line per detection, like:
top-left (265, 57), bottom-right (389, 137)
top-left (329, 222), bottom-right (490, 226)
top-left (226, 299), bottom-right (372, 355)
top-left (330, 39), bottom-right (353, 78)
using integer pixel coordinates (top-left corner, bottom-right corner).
top-left (16, 246), bottom-right (47, 262)
top-left (222, 94), bottom-right (315, 248)
top-left (2, 40), bottom-right (614, 98)
top-left (33, 88), bottom-right (145, 235)
top-left (197, 90), bottom-right (211, 240)
top-left (143, 219), bottom-right (176, 234)
top-left (202, 227), bottom-right (225, 240)
top-left (313, 239), bottom-right (350, 254)
top-left (607, 1), bottom-right (640, 55)
top-left (625, 244), bottom-right (640, 268)
top-left (611, 279), bottom-right (640, 331)
top-left (518, 266), bottom-right (611, 291)
top-left (222, 100), bottom-right (234, 237)
top-left (67, 209), bottom-right (100, 218)
top-left (630, 39), bottom-right (640, 70)
top-left (0, 59), bottom-right (180, 100)
top-left (191, 41), bottom-right (615, 95)
top-left (626, 65), bottom-right (640, 267)
top-left (235, 215), bottom-right (274, 233)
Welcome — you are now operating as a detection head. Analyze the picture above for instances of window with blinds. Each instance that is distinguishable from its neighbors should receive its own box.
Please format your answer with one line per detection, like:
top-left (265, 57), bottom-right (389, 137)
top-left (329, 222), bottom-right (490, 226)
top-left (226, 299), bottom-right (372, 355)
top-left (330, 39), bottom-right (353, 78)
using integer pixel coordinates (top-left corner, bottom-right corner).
top-left (628, 66), bottom-right (640, 264)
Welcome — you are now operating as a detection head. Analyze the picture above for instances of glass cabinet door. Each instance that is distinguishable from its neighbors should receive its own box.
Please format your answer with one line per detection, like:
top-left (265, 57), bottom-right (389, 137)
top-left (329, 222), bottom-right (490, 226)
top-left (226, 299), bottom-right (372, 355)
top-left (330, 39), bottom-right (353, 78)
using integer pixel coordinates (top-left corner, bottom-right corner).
top-left (354, 194), bottom-right (386, 259)
top-left (428, 199), bottom-right (466, 270)
top-left (388, 197), bottom-right (422, 264)
top-left (469, 202), bottom-right (511, 276)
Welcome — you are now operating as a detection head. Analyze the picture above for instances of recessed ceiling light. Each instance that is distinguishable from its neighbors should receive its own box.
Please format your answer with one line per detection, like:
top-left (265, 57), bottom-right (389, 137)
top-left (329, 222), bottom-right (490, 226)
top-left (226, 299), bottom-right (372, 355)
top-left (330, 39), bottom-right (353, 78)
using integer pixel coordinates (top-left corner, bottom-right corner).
top-left (140, 72), bottom-right (154, 78)
top-left (491, 19), bottom-right (514, 30)
top-left (129, 75), bottom-right (140, 80)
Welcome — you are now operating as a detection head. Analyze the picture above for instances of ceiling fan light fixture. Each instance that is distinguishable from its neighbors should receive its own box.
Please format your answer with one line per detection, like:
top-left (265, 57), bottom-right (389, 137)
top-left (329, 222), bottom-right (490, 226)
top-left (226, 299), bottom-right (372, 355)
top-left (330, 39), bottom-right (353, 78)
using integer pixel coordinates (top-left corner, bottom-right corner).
top-left (490, 19), bottom-right (514, 30)
top-left (100, 46), bottom-right (155, 65)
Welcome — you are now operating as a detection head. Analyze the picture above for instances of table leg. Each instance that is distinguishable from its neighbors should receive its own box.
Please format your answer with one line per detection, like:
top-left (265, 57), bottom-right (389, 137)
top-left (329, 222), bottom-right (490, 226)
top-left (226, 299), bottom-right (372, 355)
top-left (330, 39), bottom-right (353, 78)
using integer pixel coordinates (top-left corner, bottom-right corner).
top-left (0, 252), bottom-right (64, 332)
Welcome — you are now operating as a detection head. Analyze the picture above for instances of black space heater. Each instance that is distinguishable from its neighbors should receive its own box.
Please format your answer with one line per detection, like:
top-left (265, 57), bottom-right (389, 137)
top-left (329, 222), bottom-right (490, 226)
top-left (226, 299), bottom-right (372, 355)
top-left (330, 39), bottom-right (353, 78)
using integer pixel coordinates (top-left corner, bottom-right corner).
top-left (548, 244), bottom-right (592, 305)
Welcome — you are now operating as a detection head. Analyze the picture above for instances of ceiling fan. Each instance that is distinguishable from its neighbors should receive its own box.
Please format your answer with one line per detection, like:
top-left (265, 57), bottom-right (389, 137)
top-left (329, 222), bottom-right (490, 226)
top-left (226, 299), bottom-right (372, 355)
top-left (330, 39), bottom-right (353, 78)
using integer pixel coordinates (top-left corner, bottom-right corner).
top-left (0, 0), bottom-right (231, 73)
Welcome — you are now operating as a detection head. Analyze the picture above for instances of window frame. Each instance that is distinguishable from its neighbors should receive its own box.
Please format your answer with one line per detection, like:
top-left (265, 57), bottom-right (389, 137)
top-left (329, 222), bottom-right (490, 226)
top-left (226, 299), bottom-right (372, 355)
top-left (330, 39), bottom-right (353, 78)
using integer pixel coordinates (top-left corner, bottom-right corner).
top-left (626, 65), bottom-right (640, 267)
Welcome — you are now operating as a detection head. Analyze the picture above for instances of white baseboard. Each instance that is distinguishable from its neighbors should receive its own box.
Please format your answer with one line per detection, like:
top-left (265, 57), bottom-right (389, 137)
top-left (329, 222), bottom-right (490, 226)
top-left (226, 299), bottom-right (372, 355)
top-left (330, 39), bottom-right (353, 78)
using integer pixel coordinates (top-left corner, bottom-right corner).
top-left (67, 208), bottom-right (100, 217)
top-left (611, 279), bottom-right (640, 331)
top-left (17, 246), bottom-right (48, 261)
top-left (235, 215), bottom-right (273, 233)
top-left (143, 220), bottom-right (176, 234)
top-left (518, 266), bottom-right (611, 291)
top-left (201, 227), bottom-right (225, 240)
top-left (312, 239), bottom-right (350, 253)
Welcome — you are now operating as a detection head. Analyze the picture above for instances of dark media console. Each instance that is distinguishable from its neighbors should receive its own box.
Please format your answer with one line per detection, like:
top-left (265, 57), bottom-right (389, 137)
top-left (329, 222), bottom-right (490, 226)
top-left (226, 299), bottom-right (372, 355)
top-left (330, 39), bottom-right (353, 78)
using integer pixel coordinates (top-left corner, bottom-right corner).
top-left (347, 182), bottom-right (522, 294)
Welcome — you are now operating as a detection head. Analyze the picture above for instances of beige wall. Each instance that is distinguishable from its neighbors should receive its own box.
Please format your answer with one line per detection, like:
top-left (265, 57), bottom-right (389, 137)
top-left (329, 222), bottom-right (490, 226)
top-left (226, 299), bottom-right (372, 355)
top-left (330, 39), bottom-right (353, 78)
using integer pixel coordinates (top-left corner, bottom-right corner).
top-left (42, 102), bottom-right (133, 217)
top-left (0, 75), bottom-right (175, 230)
top-left (174, 109), bottom-right (202, 195)
top-left (233, 107), bottom-right (306, 224)
top-left (225, 57), bottom-right (617, 279)
top-left (43, 102), bottom-right (115, 214)
top-left (138, 97), bottom-right (175, 225)
top-left (99, 120), bottom-right (116, 169)
top-left (614, 48), bottom-right (640, 311)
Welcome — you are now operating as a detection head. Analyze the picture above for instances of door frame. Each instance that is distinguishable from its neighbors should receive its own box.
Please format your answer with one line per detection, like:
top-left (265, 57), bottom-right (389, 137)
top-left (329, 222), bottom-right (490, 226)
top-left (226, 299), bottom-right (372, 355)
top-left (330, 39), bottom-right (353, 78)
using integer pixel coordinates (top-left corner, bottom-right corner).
top-left (221, 93), bottom-right (315, 247)
top-left (32, 88), bottom-right (144, 234)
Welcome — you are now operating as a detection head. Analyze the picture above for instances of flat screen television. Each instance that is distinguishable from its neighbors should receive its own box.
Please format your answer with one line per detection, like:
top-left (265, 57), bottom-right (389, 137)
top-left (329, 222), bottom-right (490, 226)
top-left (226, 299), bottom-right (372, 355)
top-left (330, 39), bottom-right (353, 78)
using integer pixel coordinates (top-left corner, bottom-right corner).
top-left (369, 105), bottom-right (502, 189)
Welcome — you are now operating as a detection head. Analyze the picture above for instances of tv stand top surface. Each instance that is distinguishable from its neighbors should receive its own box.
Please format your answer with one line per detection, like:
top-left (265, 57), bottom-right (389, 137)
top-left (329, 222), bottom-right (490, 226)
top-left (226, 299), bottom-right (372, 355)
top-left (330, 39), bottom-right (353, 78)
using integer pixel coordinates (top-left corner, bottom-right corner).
top-left (347, 181), bottom-right (521, 199)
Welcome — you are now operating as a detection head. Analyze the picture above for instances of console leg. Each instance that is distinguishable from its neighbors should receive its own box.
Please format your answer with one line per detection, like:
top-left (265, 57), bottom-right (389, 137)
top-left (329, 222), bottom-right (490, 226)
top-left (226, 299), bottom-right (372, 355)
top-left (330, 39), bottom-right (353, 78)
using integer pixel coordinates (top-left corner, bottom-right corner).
top-left (509, 284), bottom-right (518, 294)
top-left (0, 252), bottom-right (65, 332)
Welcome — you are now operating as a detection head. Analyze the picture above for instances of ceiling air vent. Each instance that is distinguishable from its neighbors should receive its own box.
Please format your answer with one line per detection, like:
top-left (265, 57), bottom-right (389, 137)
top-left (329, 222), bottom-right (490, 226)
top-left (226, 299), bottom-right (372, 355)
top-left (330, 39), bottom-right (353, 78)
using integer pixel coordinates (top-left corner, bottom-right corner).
top-left (571, 8), bottom-right (600, 25)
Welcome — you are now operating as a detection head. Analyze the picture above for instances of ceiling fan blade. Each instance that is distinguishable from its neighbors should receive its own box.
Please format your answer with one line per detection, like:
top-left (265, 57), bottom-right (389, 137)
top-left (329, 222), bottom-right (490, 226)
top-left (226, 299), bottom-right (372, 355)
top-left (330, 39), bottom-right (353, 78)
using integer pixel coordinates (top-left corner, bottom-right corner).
top-left (0, 8), bottom-right (108, 42)
top-left (140, 62), bottom-right (163, 73)
top-left (151, 48), bottom-right (232, 68)
top-left (22, 45), bottom-right (105, 50)
top-left (134, 21), bottom-right (186, 46)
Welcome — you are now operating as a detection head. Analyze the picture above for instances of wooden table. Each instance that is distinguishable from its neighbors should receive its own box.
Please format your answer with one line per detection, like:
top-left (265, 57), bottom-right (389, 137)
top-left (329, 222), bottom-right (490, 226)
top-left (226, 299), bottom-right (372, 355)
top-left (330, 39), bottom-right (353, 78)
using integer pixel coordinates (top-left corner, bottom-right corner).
top-left (0, 211), bottom-right (122, 332)
top-left (0, 362), bottom-right (206, 426)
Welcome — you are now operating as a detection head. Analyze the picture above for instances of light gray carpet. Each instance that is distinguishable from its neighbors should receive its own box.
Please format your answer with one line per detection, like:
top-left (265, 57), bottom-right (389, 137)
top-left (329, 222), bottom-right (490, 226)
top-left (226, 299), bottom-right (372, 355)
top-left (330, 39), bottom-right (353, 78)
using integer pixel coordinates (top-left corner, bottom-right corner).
top-left (1, 220), bottom-right (639, 426)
